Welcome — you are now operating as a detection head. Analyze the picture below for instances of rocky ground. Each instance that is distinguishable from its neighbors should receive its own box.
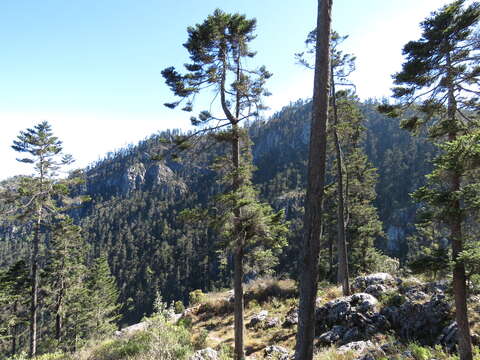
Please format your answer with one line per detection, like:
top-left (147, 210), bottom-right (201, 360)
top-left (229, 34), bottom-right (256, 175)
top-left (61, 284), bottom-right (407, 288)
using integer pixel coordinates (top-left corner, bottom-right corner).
top-left (182, 273), bottom-right (480, 359)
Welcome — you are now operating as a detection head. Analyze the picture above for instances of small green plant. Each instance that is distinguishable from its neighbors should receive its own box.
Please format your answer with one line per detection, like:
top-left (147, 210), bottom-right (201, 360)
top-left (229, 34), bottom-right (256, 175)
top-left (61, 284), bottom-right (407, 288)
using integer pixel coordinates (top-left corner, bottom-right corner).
top-left (380, 291), bottom-right (406, 307)
top-left (409, 343), bottom-right (432, 360)
top-left (218, 344), bottom-right (234, 360)
top-left (175, 300), bottom-right (186, 314)
top-left (189, 289), bottom-right (206, 306)
top-left (193, 329), bottom-right (208, 350)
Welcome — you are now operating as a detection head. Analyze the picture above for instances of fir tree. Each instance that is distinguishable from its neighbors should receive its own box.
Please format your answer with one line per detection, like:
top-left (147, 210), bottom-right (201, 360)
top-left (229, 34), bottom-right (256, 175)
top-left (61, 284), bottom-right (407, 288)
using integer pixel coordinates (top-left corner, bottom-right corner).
top-left (0, 260), bottom-right (29, 356)
top-left (8, 121), bottom-right (75, 357)
top-left (381, 2), bottom-right (480, 358)
top-left (85, 254), bottom-right (119, 337)
top-left (43, 216), bottom-right (87, 347)
top-left (162, 9), bottom-right (282, 359)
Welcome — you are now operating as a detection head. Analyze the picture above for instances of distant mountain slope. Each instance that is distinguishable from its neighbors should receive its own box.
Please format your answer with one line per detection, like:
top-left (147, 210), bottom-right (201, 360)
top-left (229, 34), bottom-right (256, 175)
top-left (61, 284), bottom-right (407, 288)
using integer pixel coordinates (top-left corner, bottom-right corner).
top-left (0, 99), bottom-right (434, 323)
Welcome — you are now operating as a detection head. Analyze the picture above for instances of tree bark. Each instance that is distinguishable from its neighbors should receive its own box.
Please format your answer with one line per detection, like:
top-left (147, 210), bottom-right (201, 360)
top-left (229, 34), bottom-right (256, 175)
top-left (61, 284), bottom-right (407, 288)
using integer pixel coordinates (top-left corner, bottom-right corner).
top-left (29, 207), bottom-right (41, 358)
top-left (446, 51), bottom-right (472, 360)
top-left (11, 300), bottom-right (18, 356)
top-left (331, 69), bottom-right (349, 296)
top-left (232, 126), bottom-right (245, 360)
top-left (295, 0), bottom-right (332, 359)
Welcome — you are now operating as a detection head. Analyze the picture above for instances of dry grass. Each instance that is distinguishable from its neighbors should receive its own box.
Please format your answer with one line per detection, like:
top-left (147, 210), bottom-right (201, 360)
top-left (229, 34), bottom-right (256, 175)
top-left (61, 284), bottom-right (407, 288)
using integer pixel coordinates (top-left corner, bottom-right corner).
top-left (187, 277), bottom-right (298, 358)
top-left (313, 348), bottom-right (355, 360)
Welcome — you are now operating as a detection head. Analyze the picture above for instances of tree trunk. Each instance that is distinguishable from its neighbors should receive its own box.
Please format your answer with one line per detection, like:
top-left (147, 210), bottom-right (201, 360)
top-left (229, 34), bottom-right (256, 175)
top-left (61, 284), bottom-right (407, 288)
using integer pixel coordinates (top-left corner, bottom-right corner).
top-left (11, 300), bottom-right (18, 356)
top-left (331, 68), bottom-right (349, 296)
top-left (295, 0), bottom-right (332, 359)
top-left (232, 126), bottom-right (245, 360)
top-left (29, 208), bottom-right (41, 358)
top-left (446, 51), bottom-right (472, 360)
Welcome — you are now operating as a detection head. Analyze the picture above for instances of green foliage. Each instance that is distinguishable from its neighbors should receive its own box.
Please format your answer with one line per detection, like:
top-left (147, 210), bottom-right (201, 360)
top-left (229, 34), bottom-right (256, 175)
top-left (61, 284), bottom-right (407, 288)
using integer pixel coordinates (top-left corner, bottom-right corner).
top-left (408, 243), bottom-right (450, 280)
top-left (379, 291), bottom-right (407, 307)
top-left (84, 255), bottom-right (120, 337)
top-left (189, 289), bottom-right (206, 306)
top-left (174, 301), bottom-right (185, 314)
top-left (409, 343), bottom-right (433, 360)
top-left (90, 333), bottom-right (152, 360)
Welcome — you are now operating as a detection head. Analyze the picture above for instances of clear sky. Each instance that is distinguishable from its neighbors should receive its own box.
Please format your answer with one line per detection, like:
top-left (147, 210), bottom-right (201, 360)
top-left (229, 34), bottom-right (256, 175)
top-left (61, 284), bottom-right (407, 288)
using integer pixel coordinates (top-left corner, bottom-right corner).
top-left (0, 0), bottom-right (453, 180)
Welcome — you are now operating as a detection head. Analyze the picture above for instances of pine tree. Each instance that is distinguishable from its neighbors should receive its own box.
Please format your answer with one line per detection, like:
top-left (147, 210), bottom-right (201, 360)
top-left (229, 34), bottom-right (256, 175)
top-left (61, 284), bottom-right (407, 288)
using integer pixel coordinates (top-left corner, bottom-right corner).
top-left (295, 0), bottom-right (332, 359)
top-left (381, 2), bottom-right (480, 358)
top-left (43, 216), bottom-right (87, 347)
top-left (162, 9), bottom-right (280, 359)
top-left (297, 31), bottom-right (357, 295)
top-left (8, 121), bottom-right (75, 357)
top-left (85, 254), bottom-right (119, 338)
top-left (0, 260), bottom-right (29, 356)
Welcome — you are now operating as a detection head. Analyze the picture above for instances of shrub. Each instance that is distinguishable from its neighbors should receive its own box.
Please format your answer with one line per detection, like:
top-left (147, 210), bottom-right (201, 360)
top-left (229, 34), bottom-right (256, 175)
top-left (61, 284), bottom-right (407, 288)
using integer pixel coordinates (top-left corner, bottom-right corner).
top-left (174, 300), bottom-right (185, 314)
top-left (409, 343), bottom-right (432, 360)
top-left (379, 291), bottom-right (406, 307)
top-left (189, 289), bottom-right (206, 306)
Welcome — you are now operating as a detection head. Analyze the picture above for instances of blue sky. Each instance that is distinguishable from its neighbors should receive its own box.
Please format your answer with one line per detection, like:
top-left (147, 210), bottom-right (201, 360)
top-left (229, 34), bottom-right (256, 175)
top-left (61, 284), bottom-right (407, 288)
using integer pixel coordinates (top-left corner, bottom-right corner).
top-left (0, 0), bottom-right (453, 180)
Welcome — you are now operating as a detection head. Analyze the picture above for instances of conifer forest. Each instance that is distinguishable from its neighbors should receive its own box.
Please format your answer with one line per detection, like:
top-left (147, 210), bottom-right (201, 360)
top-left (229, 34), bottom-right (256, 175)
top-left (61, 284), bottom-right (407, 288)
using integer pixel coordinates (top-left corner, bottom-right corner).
top-left (1, 1), bottom-right (480, 360)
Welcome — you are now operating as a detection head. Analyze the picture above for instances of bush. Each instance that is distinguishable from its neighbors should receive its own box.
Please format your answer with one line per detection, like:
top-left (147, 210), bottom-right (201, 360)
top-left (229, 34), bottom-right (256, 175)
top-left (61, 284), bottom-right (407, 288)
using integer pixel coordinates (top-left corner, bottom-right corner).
top-left (380, 291), bottom-right (406, 307)
top-left (174, 300), bottom-right (185, 314)
top-left (368, 250), bottom-right (400, 275)
top-left (409, 343), bottom-right (432, 360)
top-left (192, 329), bottom-right (208, 350)
top-left (189, 289), bottom-right (206, 306)
top-left (90, 332), bottom-right (152, 360)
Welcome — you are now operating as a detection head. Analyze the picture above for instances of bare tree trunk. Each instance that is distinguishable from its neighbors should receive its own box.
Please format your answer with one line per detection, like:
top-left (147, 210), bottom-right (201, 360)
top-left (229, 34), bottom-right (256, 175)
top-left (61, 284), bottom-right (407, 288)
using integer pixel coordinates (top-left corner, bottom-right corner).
top-left (29, 208), bottom-right (41, 358)
top-left (11, 300), bottom-right (18, 356)
top-left (232, 126), bottom-right (245, 360)
top-left (295, 0), bottom-right (332, 359)
top-left (445, 51), bottom-right (472, 360)
top-left (331, 68), bottom-right (350, 296)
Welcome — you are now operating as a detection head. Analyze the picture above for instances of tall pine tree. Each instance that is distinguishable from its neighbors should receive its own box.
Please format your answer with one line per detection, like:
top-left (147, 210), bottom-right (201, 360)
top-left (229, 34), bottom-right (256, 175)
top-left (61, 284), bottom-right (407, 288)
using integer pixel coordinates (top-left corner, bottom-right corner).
top-left (162, 10), bottom-right (285, 359)
top-left (381, 2), bottom-right (480, 358)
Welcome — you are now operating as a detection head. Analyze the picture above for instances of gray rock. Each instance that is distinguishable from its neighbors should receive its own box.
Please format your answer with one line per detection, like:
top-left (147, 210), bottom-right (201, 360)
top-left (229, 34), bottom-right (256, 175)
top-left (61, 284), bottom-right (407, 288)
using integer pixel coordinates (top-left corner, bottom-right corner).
top-left (318, 325), bottom-right (346, 345)
top-left (342, 327), bottom-right (362, 344)
top-left (264, 345), bottom-right (290, 359)
top-left (283, 307), bottom-right (298, 327)
top-left (350, 293), bottom-right (378, 313)
top-left (352, 273), bottom-right (395, 292)
top-left (265, 317), bottom-right (280, 329)
top-left (115, 321), bottom-right (148, 337)
top-left (248, 310), bottom-right (269, 328)
top-left (437, 322), bottom-right (458, 351)
top-left (190, 348), bottom-right (219, 360)
top-left (316, 297), bottom-right (352, 327)
top-left (365, 284), bottom-right (387, 298)
top-left (338, 340), bottom-right (373, 354)
top-left (381, 294), bottom-right (451, 344)
top-left (356, 354), bottom-right (375, 360)
top-left (404, 289), bottom-right (428, 301)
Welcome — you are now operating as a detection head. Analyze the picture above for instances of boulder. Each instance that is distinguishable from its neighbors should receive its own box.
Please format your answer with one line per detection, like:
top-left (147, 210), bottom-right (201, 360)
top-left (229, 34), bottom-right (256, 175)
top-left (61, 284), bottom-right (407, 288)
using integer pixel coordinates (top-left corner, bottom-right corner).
top-left (365, 284), bottom-right (387, 298)
top-left (283, 307), bottom-right (298, 327)
top-left (316, 292), bottom-right (378, 330)
top-left (265, 317), bottom-right (280, 329)
top-left (342, 327), bottom-right (362, 344)
top-left (404, 289), bottom-right (428, 302)
top-left (437, 322), bottom-right (458, 351)
top-left (190, 348), bottom-right (219, 360)
top-left (352, 273), bottom-right (395, 292)
top-left (338, 340), bottom-right (373, 354)
top-left (264, 345), bottom-right (290, 359)
top-left (248, 310), bottom-right (268, 328)
top-left (350, 293), bottom-right (378, 313)
top-left (318, 325), bottom-right (346, 345)
top-left (115, 321), bottom-right (148, 337)
top-left (381, 294), bottom-right (451, 344)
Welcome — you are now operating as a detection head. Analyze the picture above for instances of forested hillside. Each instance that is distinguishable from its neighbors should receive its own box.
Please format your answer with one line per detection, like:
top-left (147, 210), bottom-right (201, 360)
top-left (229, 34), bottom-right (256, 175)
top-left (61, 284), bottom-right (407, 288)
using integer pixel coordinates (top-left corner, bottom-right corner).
top-left (0, 99), bottom-right (434, 325)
